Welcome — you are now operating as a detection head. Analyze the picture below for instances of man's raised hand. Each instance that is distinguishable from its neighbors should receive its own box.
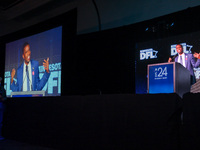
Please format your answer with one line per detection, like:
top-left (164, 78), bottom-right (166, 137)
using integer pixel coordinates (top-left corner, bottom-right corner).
top-left (43, 57), bottom-right (49, 73)
top-left (194, 52), bottom-right (200, 59)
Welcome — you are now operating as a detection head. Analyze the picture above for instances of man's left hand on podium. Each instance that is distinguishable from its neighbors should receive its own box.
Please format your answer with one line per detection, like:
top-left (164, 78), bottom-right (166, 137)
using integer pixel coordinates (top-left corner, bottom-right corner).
top-left (168, 57), bottom-right (172, 63)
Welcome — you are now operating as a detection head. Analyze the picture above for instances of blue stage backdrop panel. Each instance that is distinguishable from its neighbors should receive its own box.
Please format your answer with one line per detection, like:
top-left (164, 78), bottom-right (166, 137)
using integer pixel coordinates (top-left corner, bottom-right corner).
top-left (135, 31), bottom-right (200, 94)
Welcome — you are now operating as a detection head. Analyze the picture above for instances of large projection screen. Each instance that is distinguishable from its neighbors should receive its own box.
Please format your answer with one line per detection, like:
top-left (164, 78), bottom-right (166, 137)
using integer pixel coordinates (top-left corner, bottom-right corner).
top-left (4, 26), bottom-right (62, 97)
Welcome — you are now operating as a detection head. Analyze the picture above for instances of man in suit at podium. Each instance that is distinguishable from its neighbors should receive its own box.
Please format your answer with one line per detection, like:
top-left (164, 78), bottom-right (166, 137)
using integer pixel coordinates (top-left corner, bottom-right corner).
top-left (168, 44), bottom-right (200, 84)
top-left (10, 42), bottom-right (50, 92)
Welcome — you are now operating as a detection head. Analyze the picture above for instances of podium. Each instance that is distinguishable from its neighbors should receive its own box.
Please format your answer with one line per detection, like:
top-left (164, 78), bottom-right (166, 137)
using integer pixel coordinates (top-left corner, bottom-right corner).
top-left (11, 91), bottom-right (45, 97)
top-left (147, 62), bottom-right (191, 97)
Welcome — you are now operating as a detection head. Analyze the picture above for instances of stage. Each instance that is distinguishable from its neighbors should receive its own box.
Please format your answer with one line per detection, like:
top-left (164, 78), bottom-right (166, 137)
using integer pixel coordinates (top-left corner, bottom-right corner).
top-left (1, 93), bottom-right (184, 150)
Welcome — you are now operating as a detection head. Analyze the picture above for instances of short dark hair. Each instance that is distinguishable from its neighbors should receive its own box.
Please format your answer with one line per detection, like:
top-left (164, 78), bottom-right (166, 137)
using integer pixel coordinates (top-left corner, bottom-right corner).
top-left (22, 42), bottom-right (30, 53)
top-left (176, 44), bottom-right (183, 48)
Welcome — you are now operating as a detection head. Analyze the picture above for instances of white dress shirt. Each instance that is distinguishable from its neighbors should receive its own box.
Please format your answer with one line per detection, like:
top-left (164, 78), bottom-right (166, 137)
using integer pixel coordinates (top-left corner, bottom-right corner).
top-left (177, 53), bottom-right (186, 68)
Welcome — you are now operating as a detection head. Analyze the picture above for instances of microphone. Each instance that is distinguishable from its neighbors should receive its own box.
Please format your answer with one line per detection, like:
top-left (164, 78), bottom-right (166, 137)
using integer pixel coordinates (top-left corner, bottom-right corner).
top-left (171, 54), bottom-right (178, 62)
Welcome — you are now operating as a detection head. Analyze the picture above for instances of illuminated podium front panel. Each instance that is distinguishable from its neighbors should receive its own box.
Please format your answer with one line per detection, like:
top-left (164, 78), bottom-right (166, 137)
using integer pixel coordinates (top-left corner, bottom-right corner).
top-left (148, 62), bottom-right (191, 97)
top-left (11, 91), bottom-right (45, 97)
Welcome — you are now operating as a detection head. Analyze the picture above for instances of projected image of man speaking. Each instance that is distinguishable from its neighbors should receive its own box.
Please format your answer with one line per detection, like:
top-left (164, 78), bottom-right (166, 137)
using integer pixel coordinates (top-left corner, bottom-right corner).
top-left (10, 42), bottom-right (50, 92)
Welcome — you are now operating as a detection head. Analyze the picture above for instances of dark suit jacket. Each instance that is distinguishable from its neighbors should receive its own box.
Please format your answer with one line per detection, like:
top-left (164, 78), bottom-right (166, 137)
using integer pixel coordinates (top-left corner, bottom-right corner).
top-left (11, 60), bottom-right (50, 92)
top-left (175, 53), bottom-right (200, 84)
top-left (175, 53), bottom-right (200, 76)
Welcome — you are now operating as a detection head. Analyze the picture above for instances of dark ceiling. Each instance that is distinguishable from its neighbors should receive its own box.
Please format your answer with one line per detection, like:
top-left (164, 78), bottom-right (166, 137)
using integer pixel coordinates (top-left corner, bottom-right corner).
top-left (0, 0), bottom-right (23, 10)
top-left (0, 0), bottom-right (77, 36)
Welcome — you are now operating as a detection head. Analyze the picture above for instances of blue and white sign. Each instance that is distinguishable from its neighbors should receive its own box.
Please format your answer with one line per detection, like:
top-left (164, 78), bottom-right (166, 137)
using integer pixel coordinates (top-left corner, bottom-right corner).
top-left (140, 48), bottom-right (158, 60)
top-left (149, 63), bottom-right (174, 93)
